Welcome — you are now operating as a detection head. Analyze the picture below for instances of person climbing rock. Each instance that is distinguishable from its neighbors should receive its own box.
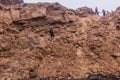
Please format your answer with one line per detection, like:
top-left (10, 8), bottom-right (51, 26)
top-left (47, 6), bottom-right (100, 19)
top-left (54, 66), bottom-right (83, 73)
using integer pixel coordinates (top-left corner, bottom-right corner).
top-left (49, 28), bottom-right (55, 40)
top-left (95, 7), bottom-right (99, 15)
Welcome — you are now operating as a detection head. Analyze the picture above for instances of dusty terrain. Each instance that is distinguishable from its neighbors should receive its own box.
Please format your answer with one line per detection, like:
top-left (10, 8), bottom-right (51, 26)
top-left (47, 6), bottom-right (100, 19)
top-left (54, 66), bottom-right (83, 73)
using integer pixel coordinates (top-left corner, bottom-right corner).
top-left (0, 0), bottom-right (120, 80)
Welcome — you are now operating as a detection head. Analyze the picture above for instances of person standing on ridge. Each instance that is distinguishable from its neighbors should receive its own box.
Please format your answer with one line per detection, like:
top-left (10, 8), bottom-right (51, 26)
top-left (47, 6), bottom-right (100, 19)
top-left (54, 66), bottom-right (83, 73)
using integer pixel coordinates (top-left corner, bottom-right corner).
top-left (95, 7), bottom-right (99, 15)
top-left (102, 9), bottom-right (106, 16)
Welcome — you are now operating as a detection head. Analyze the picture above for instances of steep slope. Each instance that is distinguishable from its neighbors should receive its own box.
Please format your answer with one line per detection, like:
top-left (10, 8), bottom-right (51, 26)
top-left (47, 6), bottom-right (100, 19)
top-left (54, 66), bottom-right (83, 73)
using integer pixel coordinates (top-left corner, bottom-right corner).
top-left (0, 1), bottom-right (120, 80)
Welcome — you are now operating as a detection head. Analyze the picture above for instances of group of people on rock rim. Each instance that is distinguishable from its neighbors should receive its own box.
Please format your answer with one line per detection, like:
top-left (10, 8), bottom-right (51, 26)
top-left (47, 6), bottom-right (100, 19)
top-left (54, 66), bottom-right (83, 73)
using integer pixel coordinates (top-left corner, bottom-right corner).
top-left (95, 7), bottom-right (108, 16)
top-left (49, 7), bottom-right (110, 40)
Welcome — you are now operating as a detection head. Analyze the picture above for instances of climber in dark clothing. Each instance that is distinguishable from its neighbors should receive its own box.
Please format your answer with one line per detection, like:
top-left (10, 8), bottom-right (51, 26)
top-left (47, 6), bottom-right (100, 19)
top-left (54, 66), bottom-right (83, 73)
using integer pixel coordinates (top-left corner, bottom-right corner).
top-left (95, 7), bottom-right (99, 15)
top-left (102, 9), bottom-right (106, 16)
top-left (49, 28), bottom-right (55, 40)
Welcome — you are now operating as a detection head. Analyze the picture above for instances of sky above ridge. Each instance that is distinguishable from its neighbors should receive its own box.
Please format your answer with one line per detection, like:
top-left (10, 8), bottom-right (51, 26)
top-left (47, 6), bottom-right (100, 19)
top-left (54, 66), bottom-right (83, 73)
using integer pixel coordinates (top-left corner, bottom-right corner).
top-left (24, 0), bottom-right (120, 12)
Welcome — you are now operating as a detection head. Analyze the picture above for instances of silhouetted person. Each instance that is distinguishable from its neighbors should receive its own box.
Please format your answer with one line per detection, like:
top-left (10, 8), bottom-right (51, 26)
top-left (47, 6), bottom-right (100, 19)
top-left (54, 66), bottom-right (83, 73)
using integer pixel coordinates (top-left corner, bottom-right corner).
top-left (102, 9), bottom-right (106, 16)
top-left (49, 28), bottom-right (55, 40)
top-left (95, 7), bottom-right (99, 15)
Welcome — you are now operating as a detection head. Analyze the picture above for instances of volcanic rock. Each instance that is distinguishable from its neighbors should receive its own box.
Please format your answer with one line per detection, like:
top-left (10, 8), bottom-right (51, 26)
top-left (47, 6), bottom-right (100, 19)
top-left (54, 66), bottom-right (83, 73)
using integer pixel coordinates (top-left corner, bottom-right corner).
top-left (0, 2), bottom-right (119, 80)
top-left (0, 0), bottom-right (24, 5)
top-left (76, 6), bottom-right (94, 17)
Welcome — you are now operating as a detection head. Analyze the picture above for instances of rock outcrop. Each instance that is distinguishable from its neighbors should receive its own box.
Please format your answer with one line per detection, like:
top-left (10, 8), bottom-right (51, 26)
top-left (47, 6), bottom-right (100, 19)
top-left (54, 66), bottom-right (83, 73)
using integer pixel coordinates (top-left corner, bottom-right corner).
top-left (76, 6), bottom-right (95, 17)
top-left (0, 2), bottom-right (78, 25)
top-left (0, 0), bottom-right (23, 5)
top-left (0, 1), bottom-right (120, 80)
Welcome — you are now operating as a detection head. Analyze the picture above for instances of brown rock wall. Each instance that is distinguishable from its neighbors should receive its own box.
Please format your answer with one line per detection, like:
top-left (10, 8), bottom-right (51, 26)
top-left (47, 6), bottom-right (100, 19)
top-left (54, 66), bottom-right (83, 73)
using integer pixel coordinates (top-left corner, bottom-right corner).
top-left (0, 1), bottom-right (119, 80)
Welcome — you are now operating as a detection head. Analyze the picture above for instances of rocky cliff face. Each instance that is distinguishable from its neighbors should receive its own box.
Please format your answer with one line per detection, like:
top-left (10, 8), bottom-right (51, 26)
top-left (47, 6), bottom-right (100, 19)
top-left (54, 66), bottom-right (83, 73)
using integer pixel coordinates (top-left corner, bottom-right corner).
top-left (0, 1), bottom-right (120, 80)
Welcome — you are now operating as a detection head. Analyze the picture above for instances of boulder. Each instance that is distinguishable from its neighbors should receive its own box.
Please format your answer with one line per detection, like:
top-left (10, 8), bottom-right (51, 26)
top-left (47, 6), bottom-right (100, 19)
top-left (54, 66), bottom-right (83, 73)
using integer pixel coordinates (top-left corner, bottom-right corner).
top-left (76, 6), bottom-right (94, 17)
top-left (0, 0), bottom-right (24, 5)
